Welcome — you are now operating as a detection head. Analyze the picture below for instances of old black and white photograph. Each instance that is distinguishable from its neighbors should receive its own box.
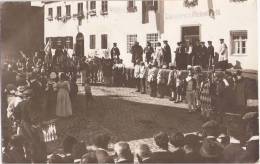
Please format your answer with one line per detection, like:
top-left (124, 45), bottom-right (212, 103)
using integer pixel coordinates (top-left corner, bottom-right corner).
top-left (0, 0), bottom-right (259, 163)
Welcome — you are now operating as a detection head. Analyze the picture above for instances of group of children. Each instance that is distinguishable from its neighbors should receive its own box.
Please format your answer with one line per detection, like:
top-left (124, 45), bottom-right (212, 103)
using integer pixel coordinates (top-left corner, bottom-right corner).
top-left (133, 60), bottom-right (246, 122)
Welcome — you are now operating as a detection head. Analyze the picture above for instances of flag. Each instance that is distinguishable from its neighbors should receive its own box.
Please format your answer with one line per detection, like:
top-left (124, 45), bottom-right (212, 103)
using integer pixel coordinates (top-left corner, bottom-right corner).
top-left (155, 0), bottom-right (164, 35)
top-left (44, 40), bottom-right (52, 55)
top-left (208, 0), bottom-right (215, 19)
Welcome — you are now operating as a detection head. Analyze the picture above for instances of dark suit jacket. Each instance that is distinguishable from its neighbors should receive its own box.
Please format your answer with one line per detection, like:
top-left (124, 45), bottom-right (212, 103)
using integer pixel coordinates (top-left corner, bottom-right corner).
top-left (148, 151), bottom-right (175, 163)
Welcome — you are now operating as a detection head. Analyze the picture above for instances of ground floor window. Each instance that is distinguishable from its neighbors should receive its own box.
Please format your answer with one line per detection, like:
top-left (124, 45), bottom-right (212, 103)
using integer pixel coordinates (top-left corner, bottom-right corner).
top-left (127, 34), bottom-right (137, 53)
top-left (90, 35), bottom-right (96, 49)
top-left (146, 33), bottom-right (158, 50)
top-left (231, 30), bottom-right (247, 55)
top-left (101, 34), bottom-right (108, 49)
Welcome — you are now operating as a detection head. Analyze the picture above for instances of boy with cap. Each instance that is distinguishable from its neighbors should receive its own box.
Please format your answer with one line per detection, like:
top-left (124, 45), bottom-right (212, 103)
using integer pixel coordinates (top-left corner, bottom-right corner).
top-left (110, 43), bottom-right (120, 60)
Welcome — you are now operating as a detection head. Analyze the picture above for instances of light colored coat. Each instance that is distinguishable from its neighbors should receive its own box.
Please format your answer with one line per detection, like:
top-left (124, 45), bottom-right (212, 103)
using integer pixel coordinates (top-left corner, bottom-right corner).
top-left (218, 43), bottom-right (228, 61)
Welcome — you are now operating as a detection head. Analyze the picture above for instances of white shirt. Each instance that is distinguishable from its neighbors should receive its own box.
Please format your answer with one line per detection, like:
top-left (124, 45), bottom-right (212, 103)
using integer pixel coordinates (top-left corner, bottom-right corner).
top-left (218, 43), bottom-right (228, 61)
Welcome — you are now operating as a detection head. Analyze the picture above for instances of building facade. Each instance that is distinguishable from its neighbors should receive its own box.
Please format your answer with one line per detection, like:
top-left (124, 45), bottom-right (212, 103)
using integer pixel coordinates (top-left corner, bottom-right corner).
top-left (44, 0), bottom-right (257, 70)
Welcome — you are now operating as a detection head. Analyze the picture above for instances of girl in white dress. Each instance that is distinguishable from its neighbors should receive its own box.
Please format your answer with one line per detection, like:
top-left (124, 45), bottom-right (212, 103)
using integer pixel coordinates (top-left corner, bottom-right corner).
top-left (56, 73), bottom-right (72, 117)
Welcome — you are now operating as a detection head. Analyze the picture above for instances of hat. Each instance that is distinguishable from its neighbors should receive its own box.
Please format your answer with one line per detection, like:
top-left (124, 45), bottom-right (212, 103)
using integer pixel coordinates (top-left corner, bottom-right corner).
top-left (208, 41), bottom-right (212, 43)
top-left (200, 139), bottom-right (223, 158)
top-left (220, 38), bottom-right (224, 41)
top-left (162, 65), bottom-right (167, 69)
top-left (15, 86), bottom-right (26, 96)
top-left (113, 42), bottom-right (117, 45)
top-left (202, 120), bottom-right (218, 129)
top-left (200, 41), bottom-right (205, 44)
top-left (50, 72), bottom-right (57, 79)
top-left (163, 40), bottom-right (168, 43)
top-left (242, 112), bottom-right (258, 121)
top-left (187, 65), bottom-right (193, 70)
top-left (215, 71), bottom-right (225, 79)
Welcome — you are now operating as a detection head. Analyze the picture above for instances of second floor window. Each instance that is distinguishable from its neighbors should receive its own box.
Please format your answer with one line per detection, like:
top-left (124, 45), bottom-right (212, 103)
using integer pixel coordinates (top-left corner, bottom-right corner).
top-left (127, 0), bottom-right (136, 12)
top-left (66, 5), bottom-right (71, 16)
top-left (57, 6), bottom-right (61, 18)
top-left (90, 1), bottom-right (96, 10)
top-left (101, 0), bottom-right (108, 12)
top-left (78, 3), bottom-right (83, 14)
top-left (48, 8), bottom-right (53, 17)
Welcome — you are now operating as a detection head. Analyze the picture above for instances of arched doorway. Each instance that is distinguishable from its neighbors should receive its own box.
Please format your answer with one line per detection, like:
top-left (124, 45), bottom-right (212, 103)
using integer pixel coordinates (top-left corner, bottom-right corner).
top-left (76, 32), bottom-right (84, 57)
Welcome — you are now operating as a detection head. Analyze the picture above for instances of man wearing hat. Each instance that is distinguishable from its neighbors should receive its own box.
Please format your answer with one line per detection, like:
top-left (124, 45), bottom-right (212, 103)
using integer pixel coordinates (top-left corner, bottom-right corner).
top-left (218, 38), bottom-right (228, 70)
top-left (207, 41), bottom-right (215, 69)
top-left (131, 41), bottom-right (143, 65)
top-left (162, 40), bottom-right (172, 68)
top-left (110, 43), bottom-right (120, 61)
top-left (144, 41), bottom-right (154, 65)
top-left (199, 41), bottom-right (208, 69)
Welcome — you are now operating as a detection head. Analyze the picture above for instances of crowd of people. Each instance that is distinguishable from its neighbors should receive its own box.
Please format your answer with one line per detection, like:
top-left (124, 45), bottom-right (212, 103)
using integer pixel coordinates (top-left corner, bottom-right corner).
top-left (2, 113), bottom-right (258, 163)
top-left (1, 37), bottom-right (258, 163)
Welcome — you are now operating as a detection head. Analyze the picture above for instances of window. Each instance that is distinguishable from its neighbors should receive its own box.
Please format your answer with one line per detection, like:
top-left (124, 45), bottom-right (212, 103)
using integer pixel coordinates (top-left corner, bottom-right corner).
top-left (57, 6), bottom-right (61, 17)
top-left (127, 0), bottom-right (136, 12)
top-left (90, 1), bottom-right (96, 10)
top-left (101, 34), bottom-right (108, 49)
top-left (146, 33), bottom-right (158, 50)
top-left (231, 30), bottom-right (247, 55)
top-left (48, 8), bottom-right (53, 17)
top-left (90, 35), bottom-right (96, 49)
top-left (78, 3), bottom-right (83, 14)
top-left (66, 5), bottom-right (71, 16)
top-left (65, 37), bottom-right (73, 49)
top-left (101, 0), bottom-right (108, 12)
top-left (147, 0), bottom-right (158, 11)
top-left (127, 34), bottom-right (137, 53)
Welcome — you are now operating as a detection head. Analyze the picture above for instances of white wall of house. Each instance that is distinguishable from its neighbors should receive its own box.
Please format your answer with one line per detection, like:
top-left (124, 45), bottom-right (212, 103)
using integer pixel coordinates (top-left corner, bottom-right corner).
top-left (44, 0), bottom-right (257, 70)
top-left (163, 0), bottom-right (257, 70)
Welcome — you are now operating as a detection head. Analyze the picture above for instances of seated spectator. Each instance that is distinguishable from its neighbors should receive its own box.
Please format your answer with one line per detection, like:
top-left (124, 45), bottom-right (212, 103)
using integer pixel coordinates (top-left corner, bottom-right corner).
top-left (81, 151), bottom-right (98, 164)
top-left (149, 132), bottom-right (174, 163)
top-left (95, 149), bottom-right (114, 163)
top-left (7, 134), bottom-right (26, 163)
top-left (221, 143), bottom-right (245, 163)
top-left (93, 133), bottom-right (111, 151)
top-left (114, 141), bottom-right (133, 163)
top-left (48, 154), bottom-right (64, 163)
top-left (72, 141), bottom-right (87, 162)
top-left (135, 144), bottom-right (152, 163)
top-left (169, 132), bottom-right (185, 162)
top-left (183, 134), bottom-right (203, 163)
top-left (63, 135), bottom-right (78, 154)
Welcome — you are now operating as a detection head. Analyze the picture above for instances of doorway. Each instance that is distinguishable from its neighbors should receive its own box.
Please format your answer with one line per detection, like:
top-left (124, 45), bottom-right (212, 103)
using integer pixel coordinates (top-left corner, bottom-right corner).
top-left (76, 32), bottom-right (84, 57)
top-left (181, 25), bottom-right (200, 45)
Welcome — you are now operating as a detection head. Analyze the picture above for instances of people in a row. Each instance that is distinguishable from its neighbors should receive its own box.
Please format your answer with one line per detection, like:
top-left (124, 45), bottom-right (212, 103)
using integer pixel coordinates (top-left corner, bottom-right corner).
top-left (2, 113), bottom-right (258, 163)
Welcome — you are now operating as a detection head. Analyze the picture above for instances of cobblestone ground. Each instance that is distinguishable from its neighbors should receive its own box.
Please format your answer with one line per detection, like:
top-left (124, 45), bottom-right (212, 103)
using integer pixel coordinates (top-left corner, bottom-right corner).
top-left (46, 85), bottom-right (203, 154)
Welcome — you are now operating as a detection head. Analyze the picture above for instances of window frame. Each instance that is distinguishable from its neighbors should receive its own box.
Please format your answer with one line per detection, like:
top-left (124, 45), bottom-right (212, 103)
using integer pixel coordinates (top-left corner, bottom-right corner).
top-left (101, 34), bottom-right (108, 49)
top-left (127, 34), bottom-right (137, 53)
top-left (66, 5), bottom-right (71, 17)
top-left (57, 6), bottom-right (61, 18)
top-left (48, 8), bottom-right (53, 17)
top-left (230, 30), bottom-right (248, 56)
top-left (146, 33), bottom-right (159, 50)
top-left (101, 0), bottom-right (108, 12)
top-left (78, 3), bottom-right (84, 14)
top-left (90, 1), bottom-right (96, 10)
top-left (90, 35), bottom-right (96, 49)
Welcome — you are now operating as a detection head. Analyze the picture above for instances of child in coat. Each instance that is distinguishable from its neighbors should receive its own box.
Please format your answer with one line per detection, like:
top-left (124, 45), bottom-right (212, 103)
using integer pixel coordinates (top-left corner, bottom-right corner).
top-left (167, 63), bottom-right (177, 101)
top-left (147, 62), bottom-right (159, 97)
top-left (134, 60), bottom-right (141, 92)
top-left (139, 61), bottom-right (147, 94)
top-left (84, 78), bottom-right (93, 109)
top-left (175, 71), bottom-right (183, 103)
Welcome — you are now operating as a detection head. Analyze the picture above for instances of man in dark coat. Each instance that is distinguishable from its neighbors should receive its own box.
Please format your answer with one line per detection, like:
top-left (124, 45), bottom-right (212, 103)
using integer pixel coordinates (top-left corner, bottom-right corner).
top-left (131, 41), bottom-right (143, 65)
top-left (174, 42), bottom-right (182, 70)
top-left (144, 41), bottom-right (154, 64)
top-left (207, 41), bottom-right (215, 69)
top-left (110, 43), bottom-right (120, 60)
top-left (192, 40), bottom-right (200, 66)
top-left (200, 41), bottom-right (208, 69)
top-left (162, 40), bottom-right (171, 67)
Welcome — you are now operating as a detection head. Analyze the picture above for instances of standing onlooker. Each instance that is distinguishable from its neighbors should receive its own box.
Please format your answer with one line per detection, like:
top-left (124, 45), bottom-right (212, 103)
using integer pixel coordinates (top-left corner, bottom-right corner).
top-left (167, 63), bottom-right (177, 101)
top-left (186, 41), bottom-right (193, 66)
top-left (218, 38), bottom-right (228, 70)
top-left (56, 73), bottom-right (72, 117)
top-left (207, 41), bottom-right (215, 69)
top-left (131, 41), bottom-right (143, 65)
top-left (174, 42), bottom-right (182, 69)
top-left (192, 40), bottom-right (200, 66)
top-left (200, 73), bottom-right (212, 121)
top-left (110, 43), bottom-right (120, 61)
top-left (233, 70), bottom-right (247, 114)
top-left (153, 42), bottom-right (164, 68)
top-left (162, 40), bottom-right (171, 67)
top-left (144, 41), bottom-right (154, 65)
top-left (139, 61), bottom-right (147, 94)
top-left (134, 59), bottom-right (141, 92)
top-left (185, 68), bottom-right (197, 112)
top-left (45, 72), bottom-right (57, 118)
top-left (157, 65), bottom-right (168, 98)
top-left (200, 42), bottom-right (208, 69)
top-left (179, 42), bottom-right (187, 70)
top-left (175, 71), bottom-right (184, 103)
top-left (147, 62), bottom-right (159, 97)
top-left (84, 78), bottom-right (93, 109)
